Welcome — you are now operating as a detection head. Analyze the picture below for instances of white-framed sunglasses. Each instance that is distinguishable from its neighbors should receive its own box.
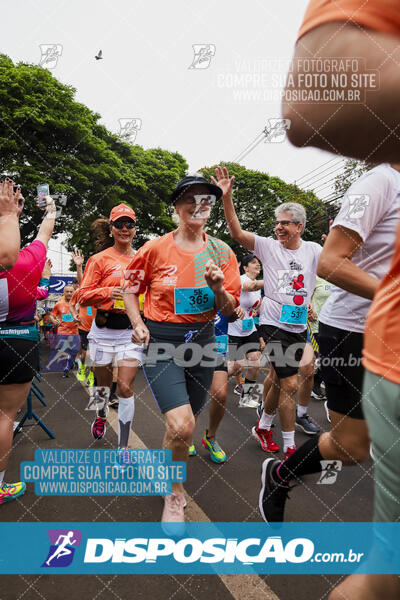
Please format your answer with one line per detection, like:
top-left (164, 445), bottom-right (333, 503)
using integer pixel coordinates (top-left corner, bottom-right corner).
top-left (192, 194), bottom-right (216, 207)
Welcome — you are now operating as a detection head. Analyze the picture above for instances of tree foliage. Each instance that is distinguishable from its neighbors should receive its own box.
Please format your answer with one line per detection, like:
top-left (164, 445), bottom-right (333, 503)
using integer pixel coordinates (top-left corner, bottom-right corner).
top-left (0, 55), bottom-right (330, 268)
top-left (200, 163), bottom-right (328, 261)
top-left (333, 159), bottom-right (373, 200)
top-left (0, 54), bottom-right (187, 256)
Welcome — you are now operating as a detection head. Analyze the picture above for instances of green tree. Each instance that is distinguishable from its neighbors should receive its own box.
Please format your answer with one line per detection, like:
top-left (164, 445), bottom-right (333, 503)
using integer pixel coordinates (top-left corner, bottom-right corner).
top-left (200, 163), bottom-right (328, 260)
top-left (0, 54), bottom-right (187, 257)
top-left (314, 159), bottom-right (374, 227)
top-left (333, 159), bottom-right (373, 199)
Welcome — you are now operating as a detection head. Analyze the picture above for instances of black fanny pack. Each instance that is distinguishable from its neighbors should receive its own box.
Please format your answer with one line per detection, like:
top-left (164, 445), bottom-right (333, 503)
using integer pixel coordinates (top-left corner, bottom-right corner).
top-left (95, 310), bottom-right (132, 330)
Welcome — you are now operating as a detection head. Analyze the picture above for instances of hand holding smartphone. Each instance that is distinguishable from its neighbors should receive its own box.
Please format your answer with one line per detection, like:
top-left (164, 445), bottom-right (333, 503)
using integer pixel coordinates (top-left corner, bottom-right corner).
top-left (37, 184), bottom-right (50, 208)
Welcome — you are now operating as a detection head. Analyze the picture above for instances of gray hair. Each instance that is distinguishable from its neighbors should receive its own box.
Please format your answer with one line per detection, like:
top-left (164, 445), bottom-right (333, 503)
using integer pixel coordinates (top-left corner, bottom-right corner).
top-left (275, 202), bottom-right (306, 231)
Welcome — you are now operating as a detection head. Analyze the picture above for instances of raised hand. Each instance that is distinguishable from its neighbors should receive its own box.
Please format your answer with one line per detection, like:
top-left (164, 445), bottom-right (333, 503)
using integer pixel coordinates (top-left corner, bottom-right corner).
top-left (72, 249), bottom-right (84, 266)
top-left (36, 195), bottom-right (56, 214)
top-left (210, 165), bottom-right (235, 199)
top-left (0, 179), bottom-right (20, 217)
top-left (14, 186), bottom-right (25, 217)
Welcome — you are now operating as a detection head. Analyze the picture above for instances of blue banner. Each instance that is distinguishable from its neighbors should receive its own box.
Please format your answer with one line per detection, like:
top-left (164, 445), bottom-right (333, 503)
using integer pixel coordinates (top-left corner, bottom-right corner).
top-left (49, 276), bottom-right (76, 294)
top-left (0, 523), bottom-right (398, 574)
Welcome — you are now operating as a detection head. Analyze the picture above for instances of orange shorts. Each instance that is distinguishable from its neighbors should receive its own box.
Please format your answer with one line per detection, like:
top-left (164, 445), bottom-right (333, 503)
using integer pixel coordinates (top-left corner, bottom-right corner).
top-left (298, 0), bottom-right (400, 40)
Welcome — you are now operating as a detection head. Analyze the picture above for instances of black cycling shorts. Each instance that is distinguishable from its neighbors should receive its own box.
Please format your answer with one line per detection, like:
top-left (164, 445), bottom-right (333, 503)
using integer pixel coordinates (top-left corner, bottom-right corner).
top-left (143, 320), bottom-right (215, 415)
top-left (258, 324), bottom-right (307, 379)
top-left (318, 321), bottom-right (364, 419)
top-left (78, 328), bottom-right (89, 351)
top-left (0, 337), bottom-right (40, 384)
top-left (228, 330), bottom-right (261, 360)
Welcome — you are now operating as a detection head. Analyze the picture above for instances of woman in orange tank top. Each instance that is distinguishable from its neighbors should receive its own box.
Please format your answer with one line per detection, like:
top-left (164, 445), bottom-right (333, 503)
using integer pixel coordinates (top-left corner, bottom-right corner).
top-left (77, 204), bottom-right (143, 452)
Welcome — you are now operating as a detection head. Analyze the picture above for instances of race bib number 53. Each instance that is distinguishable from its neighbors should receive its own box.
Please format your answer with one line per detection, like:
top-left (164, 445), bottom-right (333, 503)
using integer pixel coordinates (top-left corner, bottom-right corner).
top-left (280, 304), bottom-right (307, 325)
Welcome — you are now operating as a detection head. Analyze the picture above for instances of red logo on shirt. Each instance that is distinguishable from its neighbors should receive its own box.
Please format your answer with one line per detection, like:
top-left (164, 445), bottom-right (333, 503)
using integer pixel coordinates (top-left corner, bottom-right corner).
top-left (291, 274), bottom-right (305, 306)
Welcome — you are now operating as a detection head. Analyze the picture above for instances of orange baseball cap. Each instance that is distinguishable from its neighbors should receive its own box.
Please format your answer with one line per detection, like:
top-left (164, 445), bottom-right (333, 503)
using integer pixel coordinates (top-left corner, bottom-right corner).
top-left (109, 204), bottom-right (136, 222)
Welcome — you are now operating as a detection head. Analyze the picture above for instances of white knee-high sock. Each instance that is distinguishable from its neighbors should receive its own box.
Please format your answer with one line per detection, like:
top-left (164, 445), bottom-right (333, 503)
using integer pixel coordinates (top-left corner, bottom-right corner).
top-left (118, 395), bottom-right (135, 448)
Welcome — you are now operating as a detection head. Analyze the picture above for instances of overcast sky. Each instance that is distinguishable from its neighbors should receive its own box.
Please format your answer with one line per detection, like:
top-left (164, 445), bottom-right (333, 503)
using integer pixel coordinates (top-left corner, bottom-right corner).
top-left (4, 0), bottom-right (338, 272)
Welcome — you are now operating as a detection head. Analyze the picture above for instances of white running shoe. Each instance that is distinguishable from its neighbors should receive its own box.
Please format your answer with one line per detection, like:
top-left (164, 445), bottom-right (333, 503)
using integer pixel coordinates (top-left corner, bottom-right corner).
top-left (161, 493), bottom-right (187, 536)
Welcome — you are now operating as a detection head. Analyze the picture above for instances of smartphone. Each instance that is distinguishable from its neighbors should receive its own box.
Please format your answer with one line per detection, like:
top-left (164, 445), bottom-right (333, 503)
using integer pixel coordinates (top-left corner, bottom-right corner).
top-left (37, 183), bottom-right (49, 207)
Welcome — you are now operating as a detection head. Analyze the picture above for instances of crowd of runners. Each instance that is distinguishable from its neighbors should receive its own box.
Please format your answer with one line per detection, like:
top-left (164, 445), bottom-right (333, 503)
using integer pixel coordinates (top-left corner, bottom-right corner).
top-left (0, 168), bottom-right (334, 510)
top-left (0, 0), bottom-right (399, 598)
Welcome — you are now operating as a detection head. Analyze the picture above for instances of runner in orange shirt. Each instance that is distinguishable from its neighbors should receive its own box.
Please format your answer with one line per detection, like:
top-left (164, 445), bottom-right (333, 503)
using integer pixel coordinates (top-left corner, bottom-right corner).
top-left (76, 204), bottom-right (142, 451)
top-left (50, 285), bottom-right (80, 377)
top-left (123, 173), bottom-right (241, 533)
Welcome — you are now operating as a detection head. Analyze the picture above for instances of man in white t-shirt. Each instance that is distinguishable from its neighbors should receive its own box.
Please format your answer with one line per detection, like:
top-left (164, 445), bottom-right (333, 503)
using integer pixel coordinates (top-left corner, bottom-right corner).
top-left (258, 162), bottom-right (400, 524)
top-left (212, 165), bottom-right (321, 458)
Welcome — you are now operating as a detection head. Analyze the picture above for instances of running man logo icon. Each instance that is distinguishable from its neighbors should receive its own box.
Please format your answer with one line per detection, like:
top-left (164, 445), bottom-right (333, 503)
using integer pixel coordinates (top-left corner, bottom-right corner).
top-left (347, 194), bottom-right (370, 219)
top-left (118, 118), bottom-right (142, 142)
top-left (86, 386), bottom-right (109, 411)
top-left (184, 330), bottom-right (198, 343)
top-left (39, 44), bottom-right (63, 69)
top-left (188, 44), bottom-right (216, 69)
top-left (265, 118), bottom-right (291, 143)
top-left (274, 270), bottom-right (295, 294)
top-left (42, 529), bottom-right (82, 567)
top-left (317, 460), bottom-right (342, 485)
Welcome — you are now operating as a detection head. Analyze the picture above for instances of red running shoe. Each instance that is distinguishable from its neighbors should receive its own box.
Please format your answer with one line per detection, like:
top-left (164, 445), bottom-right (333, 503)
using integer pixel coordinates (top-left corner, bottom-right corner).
top-left (283, 445), bottom-right (298, 461)
top-left (252, 423), bottom-right (280, 452)
top-left (91, 416), bottom-right (107, 440)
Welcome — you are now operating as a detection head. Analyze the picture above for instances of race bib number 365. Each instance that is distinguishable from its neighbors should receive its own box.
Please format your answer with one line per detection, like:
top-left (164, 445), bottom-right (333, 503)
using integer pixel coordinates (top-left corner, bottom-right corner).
top-left (174, 286), bottom-right (215, 315)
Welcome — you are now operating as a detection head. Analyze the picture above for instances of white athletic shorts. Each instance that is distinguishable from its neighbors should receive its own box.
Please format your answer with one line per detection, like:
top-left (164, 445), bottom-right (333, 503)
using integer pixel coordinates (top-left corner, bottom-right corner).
top-left (88, 322), bottom-right (143, 366)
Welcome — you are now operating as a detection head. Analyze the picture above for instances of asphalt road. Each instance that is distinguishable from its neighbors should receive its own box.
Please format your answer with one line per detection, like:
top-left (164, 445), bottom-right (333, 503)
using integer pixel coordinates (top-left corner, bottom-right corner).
top-left (0, 348), bottom-right (374, 600)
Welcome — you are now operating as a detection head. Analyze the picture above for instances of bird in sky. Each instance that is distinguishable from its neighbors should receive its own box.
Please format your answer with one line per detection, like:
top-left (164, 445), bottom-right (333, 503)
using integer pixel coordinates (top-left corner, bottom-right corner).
top-left (95, 50), bottom-right (103, 60)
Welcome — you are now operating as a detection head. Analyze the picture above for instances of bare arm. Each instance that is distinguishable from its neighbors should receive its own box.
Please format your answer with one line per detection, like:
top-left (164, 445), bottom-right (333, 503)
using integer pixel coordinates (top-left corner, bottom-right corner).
top-left (211, 166), bottom-right (255, 251)
top-left (123, 291), bottom-right (143, 327)
top-left (282, 22), bottom-right (400, 162)
top-left (124, 291), bottom-right (150, 345)
top-left (242, 279), bottom-right (264, 292)
top-left (72, 250), bottom-right (84, 284)
top-left (213, 289), bottom-right (237, 317)
top-left (317, 226), bottom-right (380, 300)
top-left (69, 301), bottom-right (79, 322)
top-left (35, 197), bottom-right (56, 248)
top-left (49, 314), bottom-right (60, 326)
